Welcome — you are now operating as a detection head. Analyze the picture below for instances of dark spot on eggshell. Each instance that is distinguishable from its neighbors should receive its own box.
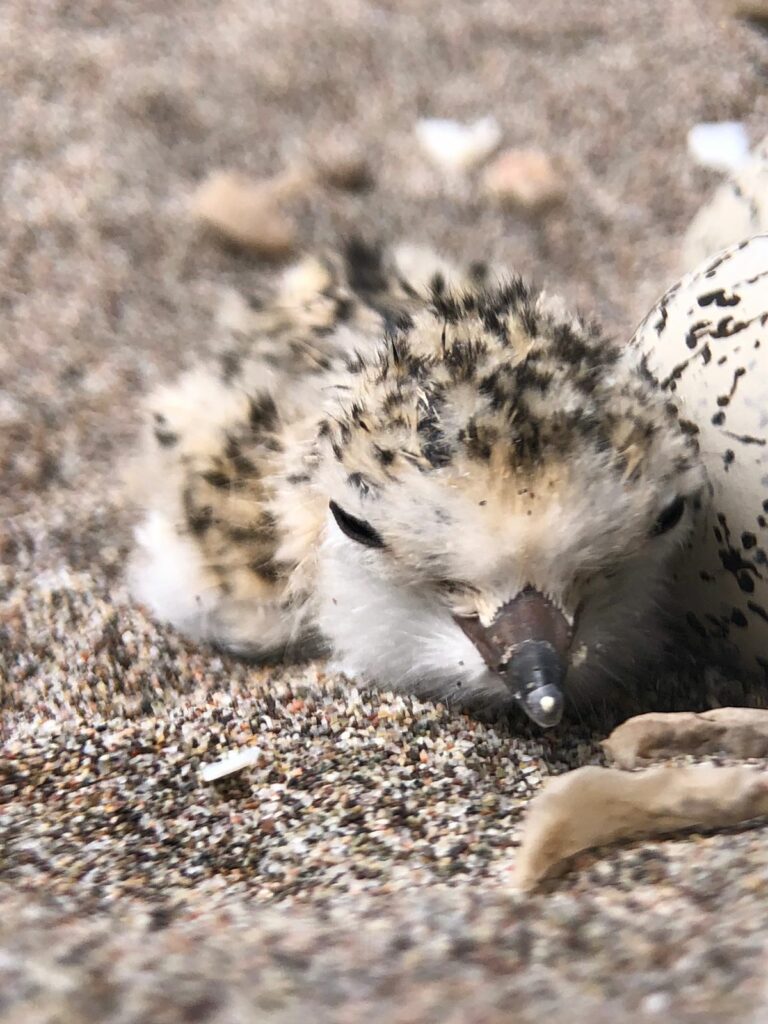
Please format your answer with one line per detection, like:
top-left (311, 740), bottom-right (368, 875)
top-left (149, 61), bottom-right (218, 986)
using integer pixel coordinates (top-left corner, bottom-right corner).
top-left (738, 572), bottom-right (755, 594)
top-left (685, 321), bottom-right (710, 349)
top-left (654, 305), bottom-right (668, 335)
top-left (705, 612), bottom-right (730, 639)
top-left (154, 427), bottom-right (179, 447)
top-left (716, 368), bottom-right (747, 409)
top-left (711, 318), bottom-right (751, 338)
top-left (722, 431), bottom-right (766, 446)
top-left (698, 289), bottom-right (740, 308)
top-left (686, 611), bottom-right (707, 638)
top-left (716, 510), bottom-right (762, 592)
top-left (747, 601), bottom-right (768, 623)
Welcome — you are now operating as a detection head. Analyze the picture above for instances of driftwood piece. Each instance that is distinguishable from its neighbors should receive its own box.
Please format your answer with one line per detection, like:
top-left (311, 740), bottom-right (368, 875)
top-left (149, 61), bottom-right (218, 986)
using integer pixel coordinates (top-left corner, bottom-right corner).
top-left (514, 763), bottom-right (768, 890)
top-left (603, 708), bottom-right (768, 769)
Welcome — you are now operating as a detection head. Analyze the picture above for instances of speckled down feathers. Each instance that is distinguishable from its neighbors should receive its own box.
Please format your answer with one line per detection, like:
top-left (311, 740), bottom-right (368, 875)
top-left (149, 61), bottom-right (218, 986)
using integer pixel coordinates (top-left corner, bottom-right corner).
top-left (130, 241), bottom-right (704, 718)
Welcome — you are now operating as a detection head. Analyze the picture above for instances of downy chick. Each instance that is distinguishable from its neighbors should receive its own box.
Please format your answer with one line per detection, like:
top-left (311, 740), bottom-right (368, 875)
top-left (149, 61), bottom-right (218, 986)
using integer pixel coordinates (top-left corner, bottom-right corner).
top-left (129, 242), bottom-right (704, 727)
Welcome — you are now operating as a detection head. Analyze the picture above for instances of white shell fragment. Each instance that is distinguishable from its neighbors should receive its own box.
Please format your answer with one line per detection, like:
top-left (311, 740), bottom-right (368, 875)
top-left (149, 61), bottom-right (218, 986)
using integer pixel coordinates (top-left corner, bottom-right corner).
top-left (682, 133), bottom-right (768, 270)
top-left (687, 121), bottom-right (749, 173)
top-left (415, 117), bottom-right (501, 174)
top-left (633, 234), bottom-right (768, 681)
top-left (514, 763), bottom-right (768, 890)
top-left (200, 746), bottom-right (261, 783)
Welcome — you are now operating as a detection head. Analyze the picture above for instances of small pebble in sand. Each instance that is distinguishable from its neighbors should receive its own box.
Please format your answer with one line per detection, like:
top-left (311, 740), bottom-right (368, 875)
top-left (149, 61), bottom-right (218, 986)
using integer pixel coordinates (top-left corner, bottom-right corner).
top-left (415, 117), bottom-right (501, 174)
top-left (483, 148), bottom-right (564, 211)
top-left (313, 135), bottom-right (373, 191)
top-left (687, 121), bottom-right (749, 173)
top-left (192, 170), bottom-right (304, 256)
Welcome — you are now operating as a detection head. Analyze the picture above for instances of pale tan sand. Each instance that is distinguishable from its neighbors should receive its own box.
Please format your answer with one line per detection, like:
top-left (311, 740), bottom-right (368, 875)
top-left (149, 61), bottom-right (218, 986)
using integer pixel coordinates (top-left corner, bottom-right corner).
top-left (2, 1), bottom-right (768, 1020)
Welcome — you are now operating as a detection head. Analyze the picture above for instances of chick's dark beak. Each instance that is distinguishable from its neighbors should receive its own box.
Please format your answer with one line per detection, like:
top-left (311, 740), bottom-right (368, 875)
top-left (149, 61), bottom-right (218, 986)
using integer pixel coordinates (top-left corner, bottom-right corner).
top-left (502, 639), bottom-right (565, 728)
top-left (454, 588), bottom-right (572, 728)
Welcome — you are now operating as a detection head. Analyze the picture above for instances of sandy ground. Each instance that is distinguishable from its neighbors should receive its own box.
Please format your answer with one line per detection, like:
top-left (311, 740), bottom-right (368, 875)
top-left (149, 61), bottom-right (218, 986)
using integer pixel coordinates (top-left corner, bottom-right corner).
top-left (2, 1), bottom-right (768, 1021)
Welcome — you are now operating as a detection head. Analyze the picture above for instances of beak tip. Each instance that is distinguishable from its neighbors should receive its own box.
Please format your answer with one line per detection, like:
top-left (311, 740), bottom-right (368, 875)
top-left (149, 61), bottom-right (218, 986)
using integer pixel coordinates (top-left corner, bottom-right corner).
top-left (501, 640), bottom-right (566, 728)
top-left (454, 589), bottom-right (571, 729)
top-left (518, 683), bottom-right (565, 728)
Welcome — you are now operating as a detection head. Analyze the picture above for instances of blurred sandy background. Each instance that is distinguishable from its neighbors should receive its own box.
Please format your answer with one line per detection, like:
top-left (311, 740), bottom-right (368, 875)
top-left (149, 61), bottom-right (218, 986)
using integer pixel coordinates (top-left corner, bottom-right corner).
top-left (2, 2), bottom-right (768, 1022)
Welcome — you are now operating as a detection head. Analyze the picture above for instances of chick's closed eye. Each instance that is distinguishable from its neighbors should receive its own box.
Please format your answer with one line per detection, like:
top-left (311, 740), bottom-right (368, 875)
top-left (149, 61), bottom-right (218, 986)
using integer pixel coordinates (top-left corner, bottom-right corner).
top-left (650, 496), bottom-right (686, 537)
top-left (329, 500), bottom-right (386, 548)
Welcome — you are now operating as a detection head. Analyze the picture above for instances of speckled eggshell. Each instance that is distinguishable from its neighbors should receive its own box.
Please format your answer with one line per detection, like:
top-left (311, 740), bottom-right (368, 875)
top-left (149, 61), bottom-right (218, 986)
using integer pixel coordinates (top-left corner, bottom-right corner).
top-left (633, 235), bottom-right (768, 681)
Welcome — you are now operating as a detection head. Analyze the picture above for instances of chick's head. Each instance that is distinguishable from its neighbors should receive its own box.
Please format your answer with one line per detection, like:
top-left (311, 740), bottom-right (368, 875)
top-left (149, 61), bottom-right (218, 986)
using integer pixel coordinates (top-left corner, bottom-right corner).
top-left (315, 282), bottom-right (705, 726)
